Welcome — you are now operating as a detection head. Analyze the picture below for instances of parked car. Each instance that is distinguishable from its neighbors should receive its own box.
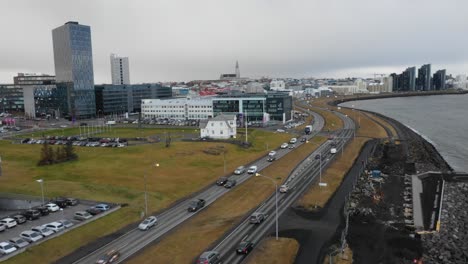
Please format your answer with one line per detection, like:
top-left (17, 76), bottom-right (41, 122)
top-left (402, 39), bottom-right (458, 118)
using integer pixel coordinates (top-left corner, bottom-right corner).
top-left (53, 198), bottom-right (68, 208)
top-left (12, 214), bottom-right (26, 224)
top-left (249, 212), bottom-right (265, 224)
top-left (96, 249), bottom-right (120, 264)
top-left (187, 199), bottom-right (206, 212)
top-left (58, 219), bottom-right (74, 229)
top-left (280, 143), bottom-right (288, 149)
top-left (224, 179), bottom-right (237, 188)
top-left (86, 207), bottom-right (102, 216)
top-left (197, 251), bottom-right (221, 264)
top-left (279, 185), bottom-right (289, 193)
top-left (0, 223), bottom-right (5, 232)
top-left (66, 198), bottom-right (79, 206)
top-left (236, 241), bottom-right (254, 255)
top-left (138, 216), bottom-right (158, 231)
top-left (74, 211), bottom-right (93, 221)
top-left (20, 230), bottom-right (43, 243)
top-left (216, 177), bottom-right (228, 186)
top-left (31, 226), bottom-right (54, 237)
top-left (45, 222), bottom-right (65, 232)
top-left (234, 166), bottom-right (246, 175)
top-left (23, 209), bottom-right (41, 220)
top-left (35, 206), bottom-right (49, 216)
top-left (8, 237), bottom-right (29, 249)
top-left (46, 203), bottom-right (60, 212)
top-left (1, 218), bottom-right (17, 229)
top-left (247, 166), bottom-right (258, 174)
top-left (94, 204), bottom-right (110, 211)
top-left (0, 242), bottom-right (17, 255)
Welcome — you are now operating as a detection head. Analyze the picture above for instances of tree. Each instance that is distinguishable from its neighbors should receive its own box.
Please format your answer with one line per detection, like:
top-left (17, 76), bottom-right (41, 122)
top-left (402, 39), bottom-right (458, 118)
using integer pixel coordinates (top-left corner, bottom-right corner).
top-left (38, 142), bottom-right (53, 166)
top-left (63, 143), bottom-right (78, 161)
top-left (55, 147), bottom-right (65, 162)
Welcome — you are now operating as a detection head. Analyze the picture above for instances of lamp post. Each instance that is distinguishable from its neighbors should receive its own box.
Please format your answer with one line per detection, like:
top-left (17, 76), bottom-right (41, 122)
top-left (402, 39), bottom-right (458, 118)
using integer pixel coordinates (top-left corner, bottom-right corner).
top-left (36, 179), bottom-right (44, 206)
top-left (255, 173), bottom-right (278, 240)
top-left (305, 140), bottom-right (325, 187)
top-left (144, 163), bottom-right (159, 216)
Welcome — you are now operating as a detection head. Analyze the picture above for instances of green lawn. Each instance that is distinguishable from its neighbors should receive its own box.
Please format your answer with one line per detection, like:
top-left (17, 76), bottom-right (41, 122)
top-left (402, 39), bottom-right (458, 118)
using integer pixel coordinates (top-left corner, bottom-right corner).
top-left (0, 128), bottom-right (290, 264)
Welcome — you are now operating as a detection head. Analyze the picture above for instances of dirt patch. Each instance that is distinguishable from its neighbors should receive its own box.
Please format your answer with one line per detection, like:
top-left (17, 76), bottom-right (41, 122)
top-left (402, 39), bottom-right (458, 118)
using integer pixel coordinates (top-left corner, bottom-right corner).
top-left (245, 237), bottom-right (299, 264)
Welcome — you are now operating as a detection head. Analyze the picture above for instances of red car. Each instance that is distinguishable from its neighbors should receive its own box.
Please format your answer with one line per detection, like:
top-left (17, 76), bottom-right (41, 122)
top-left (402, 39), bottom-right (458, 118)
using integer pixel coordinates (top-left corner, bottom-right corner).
top-left (96, 250), bottom-right (120, 264)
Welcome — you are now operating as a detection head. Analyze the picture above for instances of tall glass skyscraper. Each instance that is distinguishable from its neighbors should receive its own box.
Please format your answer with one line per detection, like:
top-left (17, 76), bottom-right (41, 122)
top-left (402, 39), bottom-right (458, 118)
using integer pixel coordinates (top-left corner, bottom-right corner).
top-left (52, 21), bottom-right (96, 118)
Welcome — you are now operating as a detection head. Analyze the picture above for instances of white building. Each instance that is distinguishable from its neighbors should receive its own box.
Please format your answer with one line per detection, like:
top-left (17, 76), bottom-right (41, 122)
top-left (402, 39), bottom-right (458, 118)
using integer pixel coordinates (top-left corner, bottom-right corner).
top-left (270, 80), bottom-right (286, 91)
top-left (110, 54), bottom-right (130, 85)
top-left (200, 114), bottom-right (237, 139)
top-left (141, 98), bottom-right (213, 120)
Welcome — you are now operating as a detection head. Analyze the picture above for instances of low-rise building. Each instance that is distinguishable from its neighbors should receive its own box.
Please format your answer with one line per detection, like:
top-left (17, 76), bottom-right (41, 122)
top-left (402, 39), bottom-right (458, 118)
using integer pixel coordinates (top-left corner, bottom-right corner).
top-left (200, 114), bottom-right (237, 139)
top-left (141, 97), bottom-right (213, 120)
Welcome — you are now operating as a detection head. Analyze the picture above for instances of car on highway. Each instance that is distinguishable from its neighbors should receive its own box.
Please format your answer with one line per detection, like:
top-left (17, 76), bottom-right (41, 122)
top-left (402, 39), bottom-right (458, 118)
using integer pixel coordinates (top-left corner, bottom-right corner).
top-left (1, 218), bottom-right (17, 229)
top-left (234, 166), bottom-right (246, 175)
top-left (267, 151), bottom-right (277, 162)
top-left (46, 203), bottom-right (60, 212)
top-left (32, 226), bottom-right (54, 237)
top-left (12, 214), bottom-right (26, 224)
top-left (236, 241), bottom-right (254, 255)
top-left (280, 143), bottom-right (288, 149)
top-left (288, 144), bottom-right (295, 149)
top-left (74, 211), bottom-right (93, 221)
top-left (247, 166), bottom-right (258, 174)
top-left (138, 216), bottom-right (158, 231)
top-left (23, 209), bottom-right (40, 220)
top-left (20, 230), bottom-right (43, 243)
top-left (187, 199), bottom-right (206, 212)
top-left (59, 219), bottom-right (74, 229)
top-left (8, 237), bottom-right (29, 249)
top-left (289, 137), bottom-right (297, 144)
top-left (45, 221), bottom-right (65, 232)
top-left (300, 137), bottom-right (307, 142)
top-left (216, 177), bottom-right (229, 186)
top-left (197, 251), bottom-right (221, 264)
top-left (96, 249), bottom-right (120, 264)
top-left (0, 223), bottom-right (5, 232)
top-left (330, 148), bottom-right (337, 154)
top-left (94, 204), bottom-right (111, 211)
top-left (249, 212), bottom-right (265, 224)
top-left (279, 184), bottom-right (289, 193)
top-left (0, 242), bottom-right (17, 255)
top-left (224, 179), bottom-right (237, 189)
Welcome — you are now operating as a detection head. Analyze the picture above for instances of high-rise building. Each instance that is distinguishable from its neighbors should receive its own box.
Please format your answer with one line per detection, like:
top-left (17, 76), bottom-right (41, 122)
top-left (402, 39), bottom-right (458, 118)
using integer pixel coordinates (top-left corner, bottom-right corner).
top-left (110, 54), bottom-right (130, 85)
top-left (398, 67), bottom-right (416, 91)
top-left (417, 64), bottom-right (432, 91)
top-left (432, 69), bottom-right (446, 90)
top-left (52, 21), bottom-right (96, 118)
top-left (390, 73), bottom-right (399, 91)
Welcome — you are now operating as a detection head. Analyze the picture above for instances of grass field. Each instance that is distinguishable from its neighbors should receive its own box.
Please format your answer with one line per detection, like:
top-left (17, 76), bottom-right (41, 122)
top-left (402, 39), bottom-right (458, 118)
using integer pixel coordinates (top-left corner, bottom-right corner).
top-left (0, 128), bottom-right (290, 264)
top-left (246, 237), bottom-right (299, 264)
top-left (128, 136), bottom-right (326, 264)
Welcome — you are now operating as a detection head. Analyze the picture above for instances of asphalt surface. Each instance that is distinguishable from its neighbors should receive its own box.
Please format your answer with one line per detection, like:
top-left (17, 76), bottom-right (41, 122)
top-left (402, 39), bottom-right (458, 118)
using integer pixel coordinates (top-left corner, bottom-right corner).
top-left (207, 110), bottom-right (355, 264)
top-left (66, 112), bottom-right (326, 264)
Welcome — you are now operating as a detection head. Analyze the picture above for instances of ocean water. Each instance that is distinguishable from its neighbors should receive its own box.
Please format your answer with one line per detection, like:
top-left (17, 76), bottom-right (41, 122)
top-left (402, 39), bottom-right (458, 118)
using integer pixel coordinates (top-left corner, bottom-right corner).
top-left (341, 94), bottom-right (468, 172)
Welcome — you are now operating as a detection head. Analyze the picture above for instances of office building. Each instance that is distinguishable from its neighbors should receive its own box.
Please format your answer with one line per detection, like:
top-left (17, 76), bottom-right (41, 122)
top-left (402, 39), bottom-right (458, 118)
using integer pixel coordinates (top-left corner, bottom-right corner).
top-left (95, 84), bottom-right (171, 115)
top-left (400, 67), bottom-right (416, 91)
top-left (141, 97), bottom-right (213, 120)
top-left (0, 84), bottom-right (23, 113)
top-left (110, 54), bottom-right (130, 85)
top-left (432, 70), bottom-right (446, 90)
top-left (52, 21), bottom-right (96, 118)
top-left (417, 64), bottom-right (432, 91)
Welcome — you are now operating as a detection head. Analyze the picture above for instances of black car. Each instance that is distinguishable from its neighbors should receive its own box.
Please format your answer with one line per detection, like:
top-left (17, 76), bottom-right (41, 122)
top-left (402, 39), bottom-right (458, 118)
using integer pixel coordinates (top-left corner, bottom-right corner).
top-left (216, 177), bottom-right (228, 186)
top-left (224, 179), bottom-right (237, 189)
top-left (86, 207), bottom-right (102, 216)
top-left (236, 241), bottom-right (254, 255)
top-left (12, 214), bottom-right (27, 224)
top-left (187, 199), bottom-right (206, 212)
top-left (35, 206), bottom-right (50, 216)
top-left (96, 249), bottom-right (120, 264)
top-left (54, 198), bottom-right (68, 208)
top-left (23, 209), bottom-right (40, 220)
top-left (300, 137), bottom-right (307, 142)
top-left (66, 198), bottom-right (79, 206)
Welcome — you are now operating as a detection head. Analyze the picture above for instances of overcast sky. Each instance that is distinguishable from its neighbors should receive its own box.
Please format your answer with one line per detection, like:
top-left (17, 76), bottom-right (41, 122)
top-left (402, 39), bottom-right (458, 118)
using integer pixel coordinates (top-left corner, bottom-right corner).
top-left (1, 0), bottom-right (467, 84)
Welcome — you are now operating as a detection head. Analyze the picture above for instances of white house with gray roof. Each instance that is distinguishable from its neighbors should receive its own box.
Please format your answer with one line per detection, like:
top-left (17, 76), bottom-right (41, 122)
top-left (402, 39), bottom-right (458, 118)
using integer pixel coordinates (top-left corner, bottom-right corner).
top-left (200, 114), bottom-right (237, 139)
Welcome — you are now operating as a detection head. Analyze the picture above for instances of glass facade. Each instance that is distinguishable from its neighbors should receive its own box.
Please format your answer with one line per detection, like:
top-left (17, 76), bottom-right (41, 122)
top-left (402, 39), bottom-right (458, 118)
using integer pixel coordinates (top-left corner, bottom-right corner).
top-left (266, 92), bottom-right (292, 121)
top-left (53, 22), bottom-right (96, 118)
top-left (0, 85), bottom-right (24, 112)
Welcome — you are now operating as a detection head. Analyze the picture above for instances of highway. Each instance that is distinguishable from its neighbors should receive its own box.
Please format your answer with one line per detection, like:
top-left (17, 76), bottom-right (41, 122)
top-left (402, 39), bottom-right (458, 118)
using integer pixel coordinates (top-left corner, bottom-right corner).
top-left (69, 112), bottom-right (325, 264)
top-left (208, 111), bottom-right (355, 264)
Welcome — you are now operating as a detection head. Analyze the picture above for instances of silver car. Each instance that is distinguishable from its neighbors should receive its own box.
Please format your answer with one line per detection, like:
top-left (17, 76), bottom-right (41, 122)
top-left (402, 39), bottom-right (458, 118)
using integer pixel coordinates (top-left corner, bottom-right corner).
top-left (138, 216), bottom-right (158, 231)
top-left (59, 219), bottom-right (74, 228)
top-left (0, 223), bottom-right (5, 232)
top-left (9, 237), bottom-right (29, 248)
top-left (31, 226), bottom-right (54, 237)
top-left (20, 230), bottom-right (43, 243)
top-left (234, 166), bottom-right (246, 175)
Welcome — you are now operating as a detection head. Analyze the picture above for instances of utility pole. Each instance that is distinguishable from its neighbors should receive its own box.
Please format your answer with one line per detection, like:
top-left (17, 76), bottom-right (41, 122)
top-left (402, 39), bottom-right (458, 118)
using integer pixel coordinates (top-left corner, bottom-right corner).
top-left (245, 111), bottom-right (248, 143)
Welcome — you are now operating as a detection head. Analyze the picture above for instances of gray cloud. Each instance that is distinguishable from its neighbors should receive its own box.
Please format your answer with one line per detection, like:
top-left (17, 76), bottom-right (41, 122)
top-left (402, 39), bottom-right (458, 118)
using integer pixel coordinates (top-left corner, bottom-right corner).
top-left (1, 0), bottom-right (467, 83)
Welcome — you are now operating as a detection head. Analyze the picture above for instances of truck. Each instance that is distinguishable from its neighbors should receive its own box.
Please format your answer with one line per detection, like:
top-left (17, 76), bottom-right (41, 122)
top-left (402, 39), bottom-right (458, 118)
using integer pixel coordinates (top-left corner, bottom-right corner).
top-left (305, 125), bottom-right (313, 135)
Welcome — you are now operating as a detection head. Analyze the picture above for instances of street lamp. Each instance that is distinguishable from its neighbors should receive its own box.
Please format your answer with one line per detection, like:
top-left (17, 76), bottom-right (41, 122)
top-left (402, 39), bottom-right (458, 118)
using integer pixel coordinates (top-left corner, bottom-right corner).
top-left (305, 140), bottom-right (326, 187)
top-left (144, 163), bottom-right (159, 216)
top-left (36, 179), bottom-right (45, 206)
top-left (255, 173), bottom-right (278, 240)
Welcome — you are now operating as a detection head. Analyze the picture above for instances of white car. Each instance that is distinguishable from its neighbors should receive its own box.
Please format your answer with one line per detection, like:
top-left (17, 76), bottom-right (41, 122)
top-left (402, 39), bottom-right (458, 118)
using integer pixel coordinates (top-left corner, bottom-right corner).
top-left (20, 230), bottom-right (43, 243)
top-left (46, 203), bottom-right (60, 212)
top-left (138, 216), bottom-right (158, 231)
top-left (279, 185), bottom-right (289, 193)
top-left (94, 204), bottom-right (110, 211)
top-left (0, 218), bottom-right (17, 229)
top-left (0, 242), bottom-right (17, 255)
top-left (276, 129), bottom-right (285, 133)
top-left (247, 166), bottom-right (258, 174)
top-left (45, 222), bottom-right (65, 232)
top-left (280, 143), bottom-right (288, 149)
top-left (289, 138), bottom-right (297, 144)
top-left (234, 166), bottom-right (246, 175)
top-left (31, 226), bottom-right (54, 237)
top-left (330, 148), bottom-right (337, 154)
